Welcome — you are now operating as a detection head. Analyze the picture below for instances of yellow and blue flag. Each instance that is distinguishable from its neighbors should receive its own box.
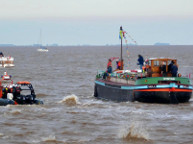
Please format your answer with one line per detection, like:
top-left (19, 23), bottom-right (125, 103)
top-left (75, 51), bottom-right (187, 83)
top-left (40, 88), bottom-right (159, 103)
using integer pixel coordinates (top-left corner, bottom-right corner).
top-left (119, 30), bottom-right (123, 39)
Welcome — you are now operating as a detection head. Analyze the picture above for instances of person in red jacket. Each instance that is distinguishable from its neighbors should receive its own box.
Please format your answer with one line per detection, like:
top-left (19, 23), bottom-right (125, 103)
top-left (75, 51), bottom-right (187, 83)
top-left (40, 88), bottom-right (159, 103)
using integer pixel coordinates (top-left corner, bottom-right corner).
top-left (107, 59), bottom-right (112, 73)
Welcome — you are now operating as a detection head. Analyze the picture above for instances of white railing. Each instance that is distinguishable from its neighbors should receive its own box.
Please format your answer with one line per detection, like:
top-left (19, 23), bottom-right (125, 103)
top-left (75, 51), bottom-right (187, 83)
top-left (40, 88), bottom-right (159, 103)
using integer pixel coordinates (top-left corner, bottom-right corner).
top-left (0, 56), bottom-right (14, 67)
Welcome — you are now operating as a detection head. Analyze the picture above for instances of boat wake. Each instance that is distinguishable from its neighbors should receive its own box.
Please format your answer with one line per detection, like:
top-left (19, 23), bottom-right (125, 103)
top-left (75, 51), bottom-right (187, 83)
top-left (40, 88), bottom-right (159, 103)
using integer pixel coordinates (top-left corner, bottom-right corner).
top-left (59, 94), bottom-right (79, 106)
top-left (119, 122), bottom-right (151, 143)
top-left (36, 93), bottom-right (47, 97)
top-left (41, 135), bottom-right (56, 142)
top-left (9, 109), bottom-right (22, 115)
top-left (33, 135), bottom-right (65, 144)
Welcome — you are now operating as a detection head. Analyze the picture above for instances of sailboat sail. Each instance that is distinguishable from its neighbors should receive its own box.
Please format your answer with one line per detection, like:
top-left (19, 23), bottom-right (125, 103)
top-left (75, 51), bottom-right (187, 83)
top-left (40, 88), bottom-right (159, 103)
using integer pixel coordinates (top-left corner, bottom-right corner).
top-left (37, 29), bottom-right (48, 52)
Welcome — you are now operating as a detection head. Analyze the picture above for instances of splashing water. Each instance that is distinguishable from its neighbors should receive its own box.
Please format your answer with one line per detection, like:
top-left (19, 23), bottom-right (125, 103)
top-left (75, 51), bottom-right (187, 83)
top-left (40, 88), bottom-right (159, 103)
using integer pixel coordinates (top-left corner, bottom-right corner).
top-left (119, 122), bottom-right (150, 142)
top-left (42, 135), bottom-right (56, 142)
top-left (10, 109), bottom-right (22, 115)
top-left (59, 94), bottom-right (79, 106)
top-left (0, 133), bottom-right (4, 137)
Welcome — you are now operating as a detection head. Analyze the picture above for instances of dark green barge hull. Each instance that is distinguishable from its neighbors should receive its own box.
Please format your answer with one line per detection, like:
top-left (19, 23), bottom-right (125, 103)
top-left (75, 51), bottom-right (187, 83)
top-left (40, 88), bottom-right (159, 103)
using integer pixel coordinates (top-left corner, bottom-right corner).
top-left (94, 80), bottom-right (135, 102)
top-left (94, 77), bottom-right (192, 104)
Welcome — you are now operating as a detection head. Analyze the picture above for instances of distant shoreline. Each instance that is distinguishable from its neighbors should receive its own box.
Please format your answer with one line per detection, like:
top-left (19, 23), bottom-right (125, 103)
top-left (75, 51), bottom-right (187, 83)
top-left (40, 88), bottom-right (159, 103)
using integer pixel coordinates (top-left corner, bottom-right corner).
top-left (0, 44), bottom-right (193, 47)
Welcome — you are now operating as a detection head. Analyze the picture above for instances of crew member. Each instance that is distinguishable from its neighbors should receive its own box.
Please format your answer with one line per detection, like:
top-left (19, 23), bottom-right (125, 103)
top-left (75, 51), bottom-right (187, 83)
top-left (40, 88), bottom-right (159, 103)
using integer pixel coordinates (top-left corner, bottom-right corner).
top-left (160, 61), bottom-right (167, 77)
top-left (117, 60), bottom-right (121, 70)
top-left (0, 52), bottom-right (4, 57)
top-left (171, 63), bottom-right (178, 77)
top-left (107, 59), bottom-right (112, 73)
top-left (137, 55), bottom-right (144, 70)
top-left (168, 60), bottom-right (174, 72)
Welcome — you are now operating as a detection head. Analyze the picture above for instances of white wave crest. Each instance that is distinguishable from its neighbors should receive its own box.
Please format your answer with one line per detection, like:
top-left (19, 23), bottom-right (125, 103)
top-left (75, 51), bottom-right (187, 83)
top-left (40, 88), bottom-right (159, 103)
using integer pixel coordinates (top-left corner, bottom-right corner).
top-left (118, 122), bottom-right (150, 141)
top-left (10, 109), bottom-right (22, 115)
top-left (42, 135), bottom-right (56, 142)
top-left (59, 94), bottom-right (79, 105)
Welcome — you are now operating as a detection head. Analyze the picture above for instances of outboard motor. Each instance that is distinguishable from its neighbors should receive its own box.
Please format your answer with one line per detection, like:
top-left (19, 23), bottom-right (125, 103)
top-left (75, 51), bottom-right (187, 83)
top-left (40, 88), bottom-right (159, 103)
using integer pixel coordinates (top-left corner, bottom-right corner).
top-left (25, 94), bottom-right (35, 104)
top-left (15, 95), bottom-right (26, 104)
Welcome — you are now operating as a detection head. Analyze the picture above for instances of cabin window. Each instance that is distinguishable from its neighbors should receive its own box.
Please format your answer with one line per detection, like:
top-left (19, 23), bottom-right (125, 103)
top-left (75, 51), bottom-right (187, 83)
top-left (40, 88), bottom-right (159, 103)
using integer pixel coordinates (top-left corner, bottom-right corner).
top-left (153, 61), bottom-right (160, 66)
top-left (158, 81), bottom-right (180, 84)
top-left (168, 60), bottom-right (172, 65)
top-left (148, 60), bottom-right (151, 66)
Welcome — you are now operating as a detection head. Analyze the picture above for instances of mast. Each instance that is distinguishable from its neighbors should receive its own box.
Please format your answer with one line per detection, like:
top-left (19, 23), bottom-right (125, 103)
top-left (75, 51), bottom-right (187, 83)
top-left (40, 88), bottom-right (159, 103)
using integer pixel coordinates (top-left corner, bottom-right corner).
top-left (40, 29), bottom-right (42, 46)
top-left (120, 26), bottom-right (124, 70)
top-left (120, 26), bottom-right (122, 64)
top-left (39, 29), bottom-right (42, 46)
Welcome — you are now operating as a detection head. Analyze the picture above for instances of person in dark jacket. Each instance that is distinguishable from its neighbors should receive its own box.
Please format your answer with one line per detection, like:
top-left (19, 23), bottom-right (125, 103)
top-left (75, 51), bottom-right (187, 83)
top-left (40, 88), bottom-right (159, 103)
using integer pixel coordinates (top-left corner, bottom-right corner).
top-left (0, 52), bottom-right (4, 57)
top-left (168, 60), bottom-right (174, 72)
top-left (160, 61), bottom-right (167, 77)
top-left (137, 55), bottom-right (144, 70)
top-left (171, 64), bottom-right (178, 77)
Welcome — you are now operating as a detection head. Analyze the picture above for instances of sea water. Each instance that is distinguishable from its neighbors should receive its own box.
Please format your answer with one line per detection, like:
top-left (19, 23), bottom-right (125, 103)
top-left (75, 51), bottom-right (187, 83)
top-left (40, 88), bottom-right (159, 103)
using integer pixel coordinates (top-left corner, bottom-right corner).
top-left (0, 45), bottom-right (192, 144)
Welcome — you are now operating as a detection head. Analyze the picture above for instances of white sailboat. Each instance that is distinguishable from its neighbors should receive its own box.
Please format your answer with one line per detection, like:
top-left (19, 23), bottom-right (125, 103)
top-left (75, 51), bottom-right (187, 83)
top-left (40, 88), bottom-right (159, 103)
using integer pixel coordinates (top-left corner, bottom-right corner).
top-left (37, 30), bottom-right (49, 52)
top-left (37, 46), bottom-right (49, 52)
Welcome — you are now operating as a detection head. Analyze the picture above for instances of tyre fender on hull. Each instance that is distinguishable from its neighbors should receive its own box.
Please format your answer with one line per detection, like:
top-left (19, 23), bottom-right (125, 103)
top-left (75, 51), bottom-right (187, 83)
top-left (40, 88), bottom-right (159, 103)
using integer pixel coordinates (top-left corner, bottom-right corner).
top-left (169, 88), bottom-right (179, 104)
top-left (94, 85), bottom-right (98, 97)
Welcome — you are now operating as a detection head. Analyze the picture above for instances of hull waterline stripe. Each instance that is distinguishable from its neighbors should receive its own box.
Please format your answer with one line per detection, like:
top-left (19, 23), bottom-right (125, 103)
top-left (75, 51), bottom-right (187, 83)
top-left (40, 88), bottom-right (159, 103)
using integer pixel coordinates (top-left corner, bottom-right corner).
top-left (156, 85), bottom-right (175, 88)
top-left (188, 86), bottom-right (193, 89)
top-left (134, 88), bottom-right (192, 92)
top-left (156, 85), bottom-right (192, 89)
top-left (95, 80), bottom-right (192, 90)
top-left (95, 81), bottom-right (105, 86)
top-left (121, 86), bottom-right (136, 90)
top-left (121, 85), bottom-right (148, 90)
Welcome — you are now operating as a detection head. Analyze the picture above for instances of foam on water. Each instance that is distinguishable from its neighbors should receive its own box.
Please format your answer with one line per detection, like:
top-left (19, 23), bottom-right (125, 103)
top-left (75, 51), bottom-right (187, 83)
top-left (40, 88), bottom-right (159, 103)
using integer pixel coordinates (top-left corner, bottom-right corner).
top-left (39, 135), bottom-right (66, 143)
top-left (42, 135), bottom-right (56, 142)
top-left (36, 93), bottom-right (47, 97)
top-left (118, 122), bottom-right (150, 142)
top-left (9, 109), bottom-right (22, 115)
top-left (59, 94), bottom-right (79, 105)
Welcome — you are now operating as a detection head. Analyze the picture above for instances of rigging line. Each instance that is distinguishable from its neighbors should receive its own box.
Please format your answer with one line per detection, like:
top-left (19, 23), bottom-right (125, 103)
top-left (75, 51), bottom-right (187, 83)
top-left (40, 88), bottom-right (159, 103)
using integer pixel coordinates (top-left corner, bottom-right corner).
top-left (124, 39), bottom-right (130, 68)
top-left (126, 33), bottom-right (138, 45)
top-left (120, 29), bottom-right (138, 69)
top-left (124, 32), bottom-right (137, 68)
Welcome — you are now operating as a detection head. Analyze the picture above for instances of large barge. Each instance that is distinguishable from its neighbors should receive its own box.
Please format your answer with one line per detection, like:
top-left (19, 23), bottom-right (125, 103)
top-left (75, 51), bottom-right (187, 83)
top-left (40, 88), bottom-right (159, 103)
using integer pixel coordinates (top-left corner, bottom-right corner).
top-left (94, 58), bottom-right (192, 104)
top-left (94, 27), bottom-right (192, 104)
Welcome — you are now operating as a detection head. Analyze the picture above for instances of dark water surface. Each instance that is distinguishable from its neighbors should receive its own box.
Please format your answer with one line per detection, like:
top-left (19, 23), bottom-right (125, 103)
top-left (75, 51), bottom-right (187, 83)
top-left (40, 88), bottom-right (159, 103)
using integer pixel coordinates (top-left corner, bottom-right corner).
top-left (0, 46), bottom-right (193, 144)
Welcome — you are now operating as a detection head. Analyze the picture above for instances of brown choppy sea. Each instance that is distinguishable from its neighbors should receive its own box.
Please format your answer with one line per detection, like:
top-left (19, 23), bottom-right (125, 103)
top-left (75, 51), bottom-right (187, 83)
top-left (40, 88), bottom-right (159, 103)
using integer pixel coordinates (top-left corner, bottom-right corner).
top-left (0, 45), bottom-right (193, 144)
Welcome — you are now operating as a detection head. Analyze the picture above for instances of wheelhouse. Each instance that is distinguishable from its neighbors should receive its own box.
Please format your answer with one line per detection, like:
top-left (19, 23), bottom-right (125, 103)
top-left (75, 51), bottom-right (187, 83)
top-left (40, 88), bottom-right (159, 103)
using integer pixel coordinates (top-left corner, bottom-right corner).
top-left (147, 58), bottom-right (177, 77)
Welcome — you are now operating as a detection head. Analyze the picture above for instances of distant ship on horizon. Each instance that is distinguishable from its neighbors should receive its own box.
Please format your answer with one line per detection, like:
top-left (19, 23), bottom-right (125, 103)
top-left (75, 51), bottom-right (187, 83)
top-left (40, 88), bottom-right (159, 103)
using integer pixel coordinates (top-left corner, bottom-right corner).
top-left (154, 42), bottom-right (170, 45)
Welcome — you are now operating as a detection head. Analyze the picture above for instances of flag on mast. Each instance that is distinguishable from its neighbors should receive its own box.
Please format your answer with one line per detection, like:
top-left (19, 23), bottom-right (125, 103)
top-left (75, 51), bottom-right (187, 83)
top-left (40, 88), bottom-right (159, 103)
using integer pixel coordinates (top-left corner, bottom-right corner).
top-left (119, 26), bottom-right (123, 39)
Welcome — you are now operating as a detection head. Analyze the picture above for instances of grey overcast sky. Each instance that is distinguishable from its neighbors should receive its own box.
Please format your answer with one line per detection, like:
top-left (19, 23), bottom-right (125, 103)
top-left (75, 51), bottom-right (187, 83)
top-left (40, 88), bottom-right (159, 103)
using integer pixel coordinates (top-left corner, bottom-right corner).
top-left (0, 0), bottom-right (193, 45)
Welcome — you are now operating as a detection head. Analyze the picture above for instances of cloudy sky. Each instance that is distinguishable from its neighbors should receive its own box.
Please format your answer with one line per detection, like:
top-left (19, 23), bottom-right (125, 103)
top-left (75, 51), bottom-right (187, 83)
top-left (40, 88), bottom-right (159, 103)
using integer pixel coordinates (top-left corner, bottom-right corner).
top-left (0, 0), bottom-right (193, 45)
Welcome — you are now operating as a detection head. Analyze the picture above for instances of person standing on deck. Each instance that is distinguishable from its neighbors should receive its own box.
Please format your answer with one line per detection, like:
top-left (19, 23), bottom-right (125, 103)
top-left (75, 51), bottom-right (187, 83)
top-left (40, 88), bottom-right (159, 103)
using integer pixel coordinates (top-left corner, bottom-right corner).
top-left (137, 55), bottom-right (144, 70)
top-left (117, 60), bottom-right (121, 70)
top-left (168, 60), bottom-right (174, 72)
top-left (107, 59), bottom-right (112, 73)
top-left (171, 63), bottom-right (178, 77)
top-left (0, 52), bottom-right (4, 57)
top-left (160, 61), bottom-right (167, 77)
